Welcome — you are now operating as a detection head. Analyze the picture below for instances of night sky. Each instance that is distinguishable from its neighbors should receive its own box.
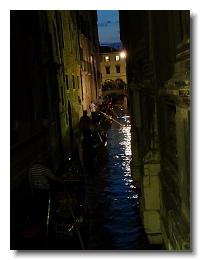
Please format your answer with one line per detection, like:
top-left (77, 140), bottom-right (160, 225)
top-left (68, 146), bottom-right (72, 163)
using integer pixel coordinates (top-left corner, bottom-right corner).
top-left (97, 10), bottom-right (120, 46)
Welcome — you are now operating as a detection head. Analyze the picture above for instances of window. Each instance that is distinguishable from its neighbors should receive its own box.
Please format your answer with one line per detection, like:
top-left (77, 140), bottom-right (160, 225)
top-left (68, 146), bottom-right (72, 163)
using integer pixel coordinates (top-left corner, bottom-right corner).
top-left (66, 75), bottom-right (69, 90)
top-left (68, 23), bottom-right (73, 54)
top-left (116, 65), bottom-right (120, 73)
top-left (77, 76), bottom-right (79, 89)
top-left (72, 75), bottom-right (75, 89)
top-left (115, 55), bottom-right (120, 61)
top-left (105, 66), bottom-right (110, 74)
top-left (104, 56), bottom-right (110, 62)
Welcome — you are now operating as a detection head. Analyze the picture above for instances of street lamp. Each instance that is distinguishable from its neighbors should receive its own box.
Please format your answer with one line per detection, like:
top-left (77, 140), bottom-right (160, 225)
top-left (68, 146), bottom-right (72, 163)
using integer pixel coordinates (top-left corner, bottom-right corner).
top-left (120, 50), bottom-right (126, 59)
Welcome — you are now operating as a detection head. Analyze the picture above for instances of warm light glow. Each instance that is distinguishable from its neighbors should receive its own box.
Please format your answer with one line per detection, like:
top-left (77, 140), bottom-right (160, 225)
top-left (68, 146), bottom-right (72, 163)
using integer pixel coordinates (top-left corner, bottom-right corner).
top-left (120, 51), bottom-right (126, 58)
top-left (115, 55), bottom-right (120, 61)
top-left (104, 56), bottom-right (110, 62)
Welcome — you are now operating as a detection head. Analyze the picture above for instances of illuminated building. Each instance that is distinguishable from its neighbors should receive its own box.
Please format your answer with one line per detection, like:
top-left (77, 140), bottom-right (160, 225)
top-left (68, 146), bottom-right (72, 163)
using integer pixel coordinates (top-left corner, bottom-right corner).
top-left (77, 11), bottom-right (101, 111)
top-left (100, 46), bottom-right (127, 92)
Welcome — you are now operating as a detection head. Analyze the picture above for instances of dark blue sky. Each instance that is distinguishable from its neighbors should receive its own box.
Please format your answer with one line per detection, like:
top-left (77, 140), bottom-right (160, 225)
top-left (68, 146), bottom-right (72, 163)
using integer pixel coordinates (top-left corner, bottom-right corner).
top-left (97, 10), bottom-right (120, 45)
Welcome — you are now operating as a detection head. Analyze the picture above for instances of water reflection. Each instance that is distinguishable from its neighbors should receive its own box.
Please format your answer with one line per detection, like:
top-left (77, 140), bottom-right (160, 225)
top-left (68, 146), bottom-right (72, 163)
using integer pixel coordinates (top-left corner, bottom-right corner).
top-left (87, 109), bottom-right (149, 250)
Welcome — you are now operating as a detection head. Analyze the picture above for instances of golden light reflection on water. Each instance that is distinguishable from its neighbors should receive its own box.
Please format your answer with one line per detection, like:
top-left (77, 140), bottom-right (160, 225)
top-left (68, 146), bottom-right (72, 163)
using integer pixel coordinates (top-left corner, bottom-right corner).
top-left (87, 112), bottom-right (144, 249)
top-left (118, 119), bottom-right (136, 191)
top-left (120, 126), bottom-right (132, 156)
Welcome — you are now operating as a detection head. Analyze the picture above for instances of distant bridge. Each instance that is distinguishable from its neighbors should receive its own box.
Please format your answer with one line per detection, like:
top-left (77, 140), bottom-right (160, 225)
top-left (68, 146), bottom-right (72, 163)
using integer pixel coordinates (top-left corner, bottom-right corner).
top-left (102, 88), bottom-right (128, 97)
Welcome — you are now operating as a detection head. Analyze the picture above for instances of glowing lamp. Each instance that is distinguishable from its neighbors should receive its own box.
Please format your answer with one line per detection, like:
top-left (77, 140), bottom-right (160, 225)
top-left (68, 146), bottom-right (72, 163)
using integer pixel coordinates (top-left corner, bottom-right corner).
top-left (120, 51), bottom-right (126, 58)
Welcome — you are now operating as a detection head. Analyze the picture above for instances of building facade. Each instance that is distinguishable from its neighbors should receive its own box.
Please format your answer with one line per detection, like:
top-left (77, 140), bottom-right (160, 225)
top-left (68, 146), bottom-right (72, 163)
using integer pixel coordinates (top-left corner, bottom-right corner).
top-left (119, 10), bottom-right (190, 250)
top-left (77, 11), bottom-right (101, 111)
top-left (100, 46), bottom-right (127, 92)
top-left (10, 10), bottom-right (100, 249)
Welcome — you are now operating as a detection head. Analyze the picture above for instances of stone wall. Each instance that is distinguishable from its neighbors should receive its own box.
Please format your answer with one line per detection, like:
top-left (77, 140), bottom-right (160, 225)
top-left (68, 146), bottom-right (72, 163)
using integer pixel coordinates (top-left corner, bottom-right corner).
top-left (119, 10), bottom-right (190, 249)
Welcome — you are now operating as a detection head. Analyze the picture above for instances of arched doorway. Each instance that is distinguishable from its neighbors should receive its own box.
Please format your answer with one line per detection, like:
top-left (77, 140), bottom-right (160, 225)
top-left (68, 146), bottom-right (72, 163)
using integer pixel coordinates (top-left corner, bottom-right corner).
top-left (103, 79), bottom-right (115, 90)
top-left (115, 78), bottom-right (125, 89)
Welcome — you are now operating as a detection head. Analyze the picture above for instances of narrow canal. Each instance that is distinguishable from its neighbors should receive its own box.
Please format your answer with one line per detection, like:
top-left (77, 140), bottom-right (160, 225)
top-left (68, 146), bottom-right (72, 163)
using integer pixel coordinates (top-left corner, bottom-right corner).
top-left (86, 105), bottom-right (150, 250)
top-left (13, 104), bottom-right (153, 250)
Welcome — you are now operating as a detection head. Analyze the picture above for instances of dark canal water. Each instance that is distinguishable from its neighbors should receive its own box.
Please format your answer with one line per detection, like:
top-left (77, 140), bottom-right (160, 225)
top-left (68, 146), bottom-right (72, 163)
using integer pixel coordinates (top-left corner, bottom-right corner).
top-left (86, 107), bottom-right (150, 250)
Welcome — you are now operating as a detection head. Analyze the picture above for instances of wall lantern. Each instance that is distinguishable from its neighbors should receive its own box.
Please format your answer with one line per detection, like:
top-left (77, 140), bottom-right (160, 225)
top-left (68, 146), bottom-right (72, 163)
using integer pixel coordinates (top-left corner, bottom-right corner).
top-left (120, 51), bottom-right (126, 59)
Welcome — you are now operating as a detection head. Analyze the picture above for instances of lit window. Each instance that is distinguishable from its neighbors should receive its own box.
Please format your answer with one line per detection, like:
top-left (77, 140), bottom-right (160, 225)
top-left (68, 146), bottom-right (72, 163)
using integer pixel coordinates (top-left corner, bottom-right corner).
top-left (115, 55), bottom-right (120, 61)
top-left (104, 56), bottom-right (110, 62)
